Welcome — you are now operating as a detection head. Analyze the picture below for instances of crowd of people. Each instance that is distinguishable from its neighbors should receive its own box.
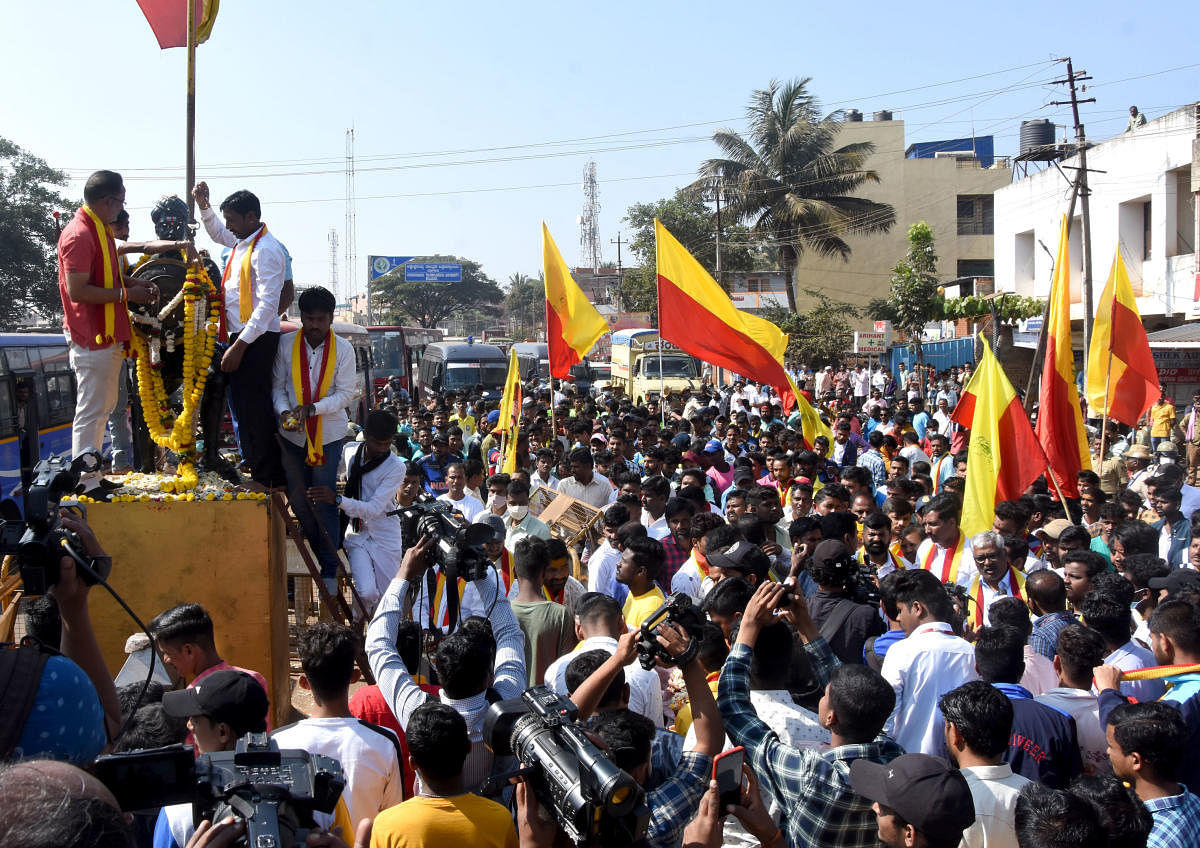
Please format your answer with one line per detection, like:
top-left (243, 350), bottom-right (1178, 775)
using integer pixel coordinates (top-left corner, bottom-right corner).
top-left (8, 174), bottom-right (1200, 848)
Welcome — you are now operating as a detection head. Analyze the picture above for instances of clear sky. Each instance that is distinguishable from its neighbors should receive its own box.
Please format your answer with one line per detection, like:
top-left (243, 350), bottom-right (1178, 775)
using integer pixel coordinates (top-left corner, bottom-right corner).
top-left (3, 1), bottom-right (1195, 308)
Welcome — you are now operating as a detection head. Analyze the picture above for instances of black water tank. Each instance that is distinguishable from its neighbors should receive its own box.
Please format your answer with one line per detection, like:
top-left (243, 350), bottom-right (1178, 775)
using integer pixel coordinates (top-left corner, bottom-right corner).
top-left (845, 109), bottom-right (863, 122)
top-left (1020, 119), bottom-right (1055, 153)
top-left (873, 110), bottom-right (893, 122)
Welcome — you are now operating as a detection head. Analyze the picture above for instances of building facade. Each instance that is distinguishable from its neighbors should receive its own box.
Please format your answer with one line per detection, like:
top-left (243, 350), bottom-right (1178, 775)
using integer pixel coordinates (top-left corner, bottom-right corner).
top-left (791, 116), bottom-right (1012, 315)
top-left (993, 104), bottom-right (1198, 331)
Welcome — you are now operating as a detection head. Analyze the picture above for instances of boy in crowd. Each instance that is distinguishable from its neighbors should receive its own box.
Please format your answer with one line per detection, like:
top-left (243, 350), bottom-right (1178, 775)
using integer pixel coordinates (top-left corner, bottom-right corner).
top-left (509, 537), bottom-right (575, 687)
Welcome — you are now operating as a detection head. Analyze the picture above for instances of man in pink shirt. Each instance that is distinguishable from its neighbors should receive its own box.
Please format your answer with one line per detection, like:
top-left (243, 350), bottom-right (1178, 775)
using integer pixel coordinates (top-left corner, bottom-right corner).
top-left (148, 603), bottom-right (270, 725)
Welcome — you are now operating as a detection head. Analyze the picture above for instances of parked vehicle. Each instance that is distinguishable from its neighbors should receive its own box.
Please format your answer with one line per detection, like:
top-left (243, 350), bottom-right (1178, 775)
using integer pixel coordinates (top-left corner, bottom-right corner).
top-left (416, 341), bottom-right (508, 401)
top-left (609, 329), bottom-right (701, 404)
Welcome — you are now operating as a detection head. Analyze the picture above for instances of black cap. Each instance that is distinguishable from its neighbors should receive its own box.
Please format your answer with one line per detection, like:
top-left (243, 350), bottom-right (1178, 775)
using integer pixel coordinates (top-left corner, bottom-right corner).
top-left (162, 669), bottom-right (269, 733)
top-left (706, 540), bottom-right (772, 580)
top-left (849, 754), bottom-right (975, 842)
top-left (1148, 569), bottom-right (1200, 595)
top-left (431, 432), bottom-right (449, 445)
top-left (812, 540), bottom-right (853, 571)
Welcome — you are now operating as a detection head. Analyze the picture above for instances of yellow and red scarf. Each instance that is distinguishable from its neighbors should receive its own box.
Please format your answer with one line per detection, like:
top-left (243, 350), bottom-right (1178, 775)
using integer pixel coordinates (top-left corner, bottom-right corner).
top-left (291, 332), bottom-right (337, 466)
top-left (967, 569), bottom-right (1026, 627)
top-left (431, 571), bottom-right (469, 628)
top-left (219, 225), bottom-right (268, 341)
top-left (921, 533), bottom-right (967, 584)
top-left (78, 204), bottom-right (125, 346)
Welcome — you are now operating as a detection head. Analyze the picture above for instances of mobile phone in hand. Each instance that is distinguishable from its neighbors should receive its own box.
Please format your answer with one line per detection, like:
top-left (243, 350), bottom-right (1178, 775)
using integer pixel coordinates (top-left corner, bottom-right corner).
top-left (712, 746), bottom-right (745, 813)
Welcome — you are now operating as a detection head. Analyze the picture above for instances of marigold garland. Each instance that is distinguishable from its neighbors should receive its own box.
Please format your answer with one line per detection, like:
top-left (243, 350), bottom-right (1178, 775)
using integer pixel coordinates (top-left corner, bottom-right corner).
top-left (128, 262), bottom-right (220, 493)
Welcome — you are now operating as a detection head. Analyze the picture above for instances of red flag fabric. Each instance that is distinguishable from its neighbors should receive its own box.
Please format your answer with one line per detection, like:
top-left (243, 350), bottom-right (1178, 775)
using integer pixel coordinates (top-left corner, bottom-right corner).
top-left (1036, 215), bottom-right (1092, 498)
top-left (136, 0), bottom-right (218, 49)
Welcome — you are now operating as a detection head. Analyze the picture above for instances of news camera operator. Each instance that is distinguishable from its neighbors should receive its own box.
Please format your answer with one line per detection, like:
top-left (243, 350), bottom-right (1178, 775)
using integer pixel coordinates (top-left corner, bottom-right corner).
top-left (365, 533), bottom-right (528, 795)
top-left (569, 622), bottom-right (724, 848)
top-left (806, 540), bottom-right (886, 665)
top-left (1, 509), bottom-right (121, 765)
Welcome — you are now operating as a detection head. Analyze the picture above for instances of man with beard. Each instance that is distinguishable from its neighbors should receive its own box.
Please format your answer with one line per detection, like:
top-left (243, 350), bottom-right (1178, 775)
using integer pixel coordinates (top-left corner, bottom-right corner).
top-left (857, 513), bottom-right (908, 582)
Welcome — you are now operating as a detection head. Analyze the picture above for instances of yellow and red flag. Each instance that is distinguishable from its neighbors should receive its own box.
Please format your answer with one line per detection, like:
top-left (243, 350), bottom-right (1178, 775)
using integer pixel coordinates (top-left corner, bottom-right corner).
top-left (785, 374), bottom-right (834, 449)
top-left (1035, 215), bottom-right (1092, 498)
top-left (655, 219), bottom-right (797, 403)
top-left (498, 347), bottom-right (522, 473)
top-left (136, 0), bottom-right (219, 48)
top-left (952, 335), bottom-right (1045, 536)
top-left (543, 224), bottom-right (608, 379)
top-left (1085, 247), bottom-right (1159, 427)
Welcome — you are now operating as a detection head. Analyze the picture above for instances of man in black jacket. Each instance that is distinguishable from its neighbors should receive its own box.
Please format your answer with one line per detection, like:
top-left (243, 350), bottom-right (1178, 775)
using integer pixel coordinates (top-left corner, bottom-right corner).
top-left (806, 540), bottom-right (884, 665)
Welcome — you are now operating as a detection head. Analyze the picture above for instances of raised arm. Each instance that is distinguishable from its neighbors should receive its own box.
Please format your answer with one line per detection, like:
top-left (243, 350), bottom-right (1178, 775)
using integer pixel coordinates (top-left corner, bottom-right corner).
top-left (366, 536), bottom-right (436, 728)
top-left (570, 631), bottom-right (638, 720)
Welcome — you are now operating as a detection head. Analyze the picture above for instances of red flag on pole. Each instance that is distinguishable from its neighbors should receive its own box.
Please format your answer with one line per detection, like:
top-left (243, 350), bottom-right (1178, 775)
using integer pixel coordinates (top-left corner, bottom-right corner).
top-left (136, 0), bottom-right (219, 49)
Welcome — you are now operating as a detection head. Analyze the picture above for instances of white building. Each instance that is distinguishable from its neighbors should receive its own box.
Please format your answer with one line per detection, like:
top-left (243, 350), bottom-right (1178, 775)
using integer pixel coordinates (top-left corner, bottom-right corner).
top-left (994, 104), bottom-right (1198, 327)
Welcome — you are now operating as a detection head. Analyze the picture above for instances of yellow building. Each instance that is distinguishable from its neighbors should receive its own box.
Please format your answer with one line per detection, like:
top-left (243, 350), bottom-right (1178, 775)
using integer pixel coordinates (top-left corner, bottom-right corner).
top-left (791, 115), bottom-right (1012, 319)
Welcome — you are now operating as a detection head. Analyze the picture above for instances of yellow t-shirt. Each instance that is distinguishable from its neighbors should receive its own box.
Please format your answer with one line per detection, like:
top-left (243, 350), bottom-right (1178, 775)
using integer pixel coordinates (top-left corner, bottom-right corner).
top-left (370, 794), bottom-right (518, 848)
top-left (1151, 402), bottom-right (1176, 437)
top-left (623, 585), bottom-right (667, 629)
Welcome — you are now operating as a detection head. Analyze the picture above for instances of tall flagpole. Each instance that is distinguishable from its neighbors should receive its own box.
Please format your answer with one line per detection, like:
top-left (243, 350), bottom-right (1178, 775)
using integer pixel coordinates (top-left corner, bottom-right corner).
top-left (185, 0), bottom-right (197, 218)
top-left (653, 224), bottom-right (665, 425)
top-left (546, 298), bottom-right (556, 458)
top-left (1097, 285), bottom-right (1117, 472)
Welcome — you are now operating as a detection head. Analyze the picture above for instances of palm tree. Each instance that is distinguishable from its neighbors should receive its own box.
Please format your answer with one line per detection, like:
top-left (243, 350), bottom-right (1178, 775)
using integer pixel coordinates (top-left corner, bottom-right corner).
top-left (696, 78), bottom-right (895, 314)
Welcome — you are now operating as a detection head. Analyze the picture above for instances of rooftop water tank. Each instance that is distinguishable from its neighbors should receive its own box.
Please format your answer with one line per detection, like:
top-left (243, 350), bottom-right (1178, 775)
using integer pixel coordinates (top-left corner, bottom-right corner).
top-left (873, 110), bottom-right (893, 122)
top-left (845, 109), bottom-right (863, 122)
top-left (1020, 119), bottom-right (1055, 154)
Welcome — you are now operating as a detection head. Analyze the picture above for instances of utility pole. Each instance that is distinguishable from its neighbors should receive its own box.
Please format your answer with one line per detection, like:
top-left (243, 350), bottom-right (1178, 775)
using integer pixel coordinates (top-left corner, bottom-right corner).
top-left (610, 233), bottom-right (624, 310)
top-left (713, 182), bottom-right (723, 289)
top-left (1050, 58), bottom-right (1097, 380)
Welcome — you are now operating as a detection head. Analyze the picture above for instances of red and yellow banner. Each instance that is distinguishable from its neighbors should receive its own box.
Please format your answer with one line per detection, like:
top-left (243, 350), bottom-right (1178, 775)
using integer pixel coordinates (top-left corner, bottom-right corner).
top-left (1035, 215), bottom-right (1091, 498)
top-left (954, 335), bottom-right (1045, 536)
top-left (498, 347), bottom-right (522, 474)
top-left (1085, 246), bottom-right (1159, 427)
top-left (136, 0), bottom-right (219, 49)
top-left (543, 224), bottom-right (607, 379)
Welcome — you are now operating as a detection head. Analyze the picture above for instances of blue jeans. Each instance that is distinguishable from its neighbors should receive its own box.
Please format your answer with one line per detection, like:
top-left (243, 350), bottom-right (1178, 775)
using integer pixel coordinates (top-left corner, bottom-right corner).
top-left (279, 435), bottom-right (344, 578)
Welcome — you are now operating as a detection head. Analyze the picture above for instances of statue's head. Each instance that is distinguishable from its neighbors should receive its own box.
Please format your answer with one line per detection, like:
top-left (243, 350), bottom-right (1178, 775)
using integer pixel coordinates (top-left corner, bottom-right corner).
top-left (151, 195), bottom-right (190, 240)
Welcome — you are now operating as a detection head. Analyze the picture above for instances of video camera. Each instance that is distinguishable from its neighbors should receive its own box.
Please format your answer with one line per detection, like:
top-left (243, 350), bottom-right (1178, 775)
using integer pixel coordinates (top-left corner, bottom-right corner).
top-left (93, 733), bottom-right (344, 848)
top-left (634, 592), bottom-right (706, 671)
top-left (391, 493), bottom-right (493, 582)
top-left (484, 686), bottom-right (648, 847)
top-left (0, 453), bottom-right (107, 595)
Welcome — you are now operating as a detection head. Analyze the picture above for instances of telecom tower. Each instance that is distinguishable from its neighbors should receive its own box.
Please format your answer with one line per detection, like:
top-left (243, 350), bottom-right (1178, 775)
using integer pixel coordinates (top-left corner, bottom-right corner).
top-left (579, 161), bottom-right (602, 271)
top-left (328, 228), bottom-right (339, 297)
top-left (344, 128), bottom-right (359, 318)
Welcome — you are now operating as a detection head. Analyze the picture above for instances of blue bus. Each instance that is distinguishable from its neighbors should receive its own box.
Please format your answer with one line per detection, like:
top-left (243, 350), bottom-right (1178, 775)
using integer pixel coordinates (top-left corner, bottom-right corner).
top-left (0, 333), bottom-right (78, 519)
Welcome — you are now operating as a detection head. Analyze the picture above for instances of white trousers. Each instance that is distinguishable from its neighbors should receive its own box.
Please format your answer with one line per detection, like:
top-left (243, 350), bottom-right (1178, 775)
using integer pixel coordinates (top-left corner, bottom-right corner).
top-left (69, 341), bottom-right (123, 459)
top-left (345, 539), bottom-right (401, 612)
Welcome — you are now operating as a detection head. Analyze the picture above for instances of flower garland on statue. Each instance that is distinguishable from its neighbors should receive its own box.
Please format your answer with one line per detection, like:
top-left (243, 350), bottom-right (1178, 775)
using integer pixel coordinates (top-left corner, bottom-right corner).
top-left (128, 262), bottom-right (220, 493)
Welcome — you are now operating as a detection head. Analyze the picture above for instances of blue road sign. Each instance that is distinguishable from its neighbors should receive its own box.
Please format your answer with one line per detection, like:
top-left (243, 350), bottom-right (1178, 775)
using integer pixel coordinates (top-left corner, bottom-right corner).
top-left (405, 262), bottom-right (462, 282)
top-left (368, 256), bottom-right (415, 280)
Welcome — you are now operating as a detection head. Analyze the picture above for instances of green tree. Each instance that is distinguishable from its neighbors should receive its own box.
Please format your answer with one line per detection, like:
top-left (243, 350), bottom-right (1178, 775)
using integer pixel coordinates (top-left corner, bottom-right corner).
top-left (615, 265), bottom-right (658, 323)
top-left (623, 187), bottom-right (760, 288)
top-left (0, 137), bottom-right (72, 328)
top-left (696, 78), bottom-right (895, 314)
top-left (372, 255), bottom-right (502, 329)
top-left (504, 272), bottom-right (544, 338)
top-left (868, 221), bottom-right (943, 395)
top-left (762, 288), bottom-right (857, 369)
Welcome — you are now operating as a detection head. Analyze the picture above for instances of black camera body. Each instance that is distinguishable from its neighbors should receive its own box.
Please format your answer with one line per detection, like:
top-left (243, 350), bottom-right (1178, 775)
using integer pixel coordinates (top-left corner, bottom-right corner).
top-left (635, 592), bottom-right (706, 671)
top-left (484, 686), bottom-right (648, 847)
top-left (94, 734), bottom-right (345, 848)
top-left (0, 454), bottom-right (103, 595)
top-left (392, 494), bottom-right (493, 582)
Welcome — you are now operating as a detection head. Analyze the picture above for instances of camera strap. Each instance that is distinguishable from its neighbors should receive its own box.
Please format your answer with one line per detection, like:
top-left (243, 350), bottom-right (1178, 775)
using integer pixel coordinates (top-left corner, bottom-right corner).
top-left (0, 643), bottom-right (51, 759)
top-left (818, 599), bottom-right (858, 644)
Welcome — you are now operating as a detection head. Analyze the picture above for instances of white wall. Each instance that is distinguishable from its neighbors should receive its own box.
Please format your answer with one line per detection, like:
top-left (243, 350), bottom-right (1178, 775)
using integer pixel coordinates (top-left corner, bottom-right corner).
top-left (994, 105), bottom-right (1197, 322)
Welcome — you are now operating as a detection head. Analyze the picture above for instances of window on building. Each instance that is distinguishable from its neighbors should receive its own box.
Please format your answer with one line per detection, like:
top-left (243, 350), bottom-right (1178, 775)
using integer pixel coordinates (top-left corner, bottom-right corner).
top-left (1014, 231), bottom-right (1035, 296)
top-left (745, 277), bottom-right (761, 292)
top-left (957, 195), bottom-right (994, 236)
top-left (1142, 200), bottom-right (1152, 261)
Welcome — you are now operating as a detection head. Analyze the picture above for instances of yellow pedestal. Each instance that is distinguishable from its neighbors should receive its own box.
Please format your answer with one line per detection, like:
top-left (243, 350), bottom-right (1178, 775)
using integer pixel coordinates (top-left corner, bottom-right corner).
top-left (85, 498), bottom-right (291, 728)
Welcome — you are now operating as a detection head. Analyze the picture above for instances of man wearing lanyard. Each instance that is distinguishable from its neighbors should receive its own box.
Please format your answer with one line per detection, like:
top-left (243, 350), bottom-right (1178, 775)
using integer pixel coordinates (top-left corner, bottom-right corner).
top-left (915, 493), bottom-right (975, 589)
top-left (193, 181), bottom-right (287, 487)
top-left (271, 287), bottom-right (356, 593)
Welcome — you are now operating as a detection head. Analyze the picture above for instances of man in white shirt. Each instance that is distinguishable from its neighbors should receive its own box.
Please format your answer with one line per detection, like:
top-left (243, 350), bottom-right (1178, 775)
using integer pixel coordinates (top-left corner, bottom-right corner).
top-left (437, 461), bottom-right (485, 522)
top-left (271, 286), bottom-right (356, 591)
top-left (558, 447), bottom-right (616, 509)
top-left (194, 181), bottom-right (288, 487)
top-left (543, 593), bottom-right (663, 726)
top-left (640, 475), bottom-right (672, 540)
top-left (309, 410), bottom-right (406, 615)
top-left (274, 622), bottom-right (403, 828)
top-left (881, 569), bottom-right (979, 755)
top-left (530, 448), bottom-right (559, 492)
top-left (502, 477), bottom-right (552, 552)
top-left (586, 504), bottom-right (630, 604)
top-left (940, 680), bottom-right (1030, 848)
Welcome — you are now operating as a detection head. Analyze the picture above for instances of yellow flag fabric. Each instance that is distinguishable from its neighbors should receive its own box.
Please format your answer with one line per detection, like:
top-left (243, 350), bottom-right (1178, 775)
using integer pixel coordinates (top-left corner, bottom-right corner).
top-left (786, 374), bottom-right (833, 449)
top-left (499, 347), bottom-right (521, 434)
top-left (1084, 246), bottom-right (1160, 426)
top-left (543, 223), bottom-right (608, 378)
